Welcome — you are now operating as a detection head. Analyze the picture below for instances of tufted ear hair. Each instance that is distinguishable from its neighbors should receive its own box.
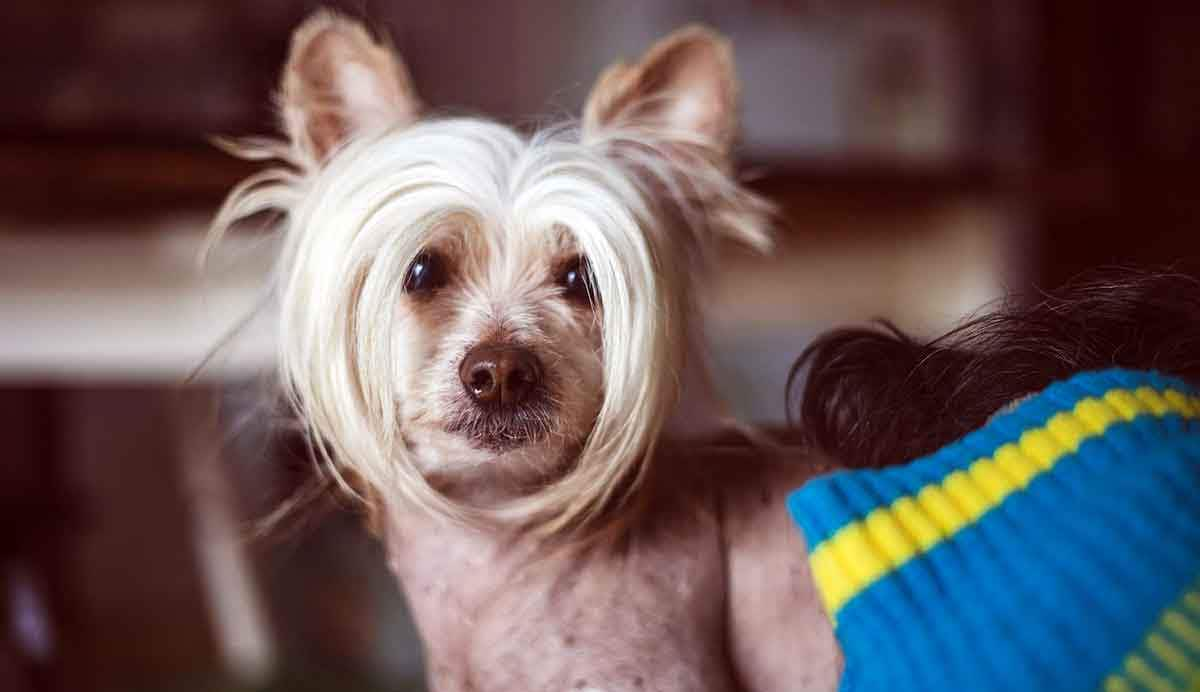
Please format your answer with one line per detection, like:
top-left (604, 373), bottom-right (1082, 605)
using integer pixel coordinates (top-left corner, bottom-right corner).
top-left (278, 10), bottom-right (422, 163)
top-left (583, 25), bottom-right (739, 161)
top-left (583, 26), bottom-right (771, 253)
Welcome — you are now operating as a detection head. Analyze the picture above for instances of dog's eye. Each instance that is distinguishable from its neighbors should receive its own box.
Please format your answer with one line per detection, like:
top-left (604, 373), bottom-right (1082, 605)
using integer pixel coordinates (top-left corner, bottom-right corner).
top-left (557, 255), bottom-right (596, 306)
top-left (404, 251), bottom-right (448, 294)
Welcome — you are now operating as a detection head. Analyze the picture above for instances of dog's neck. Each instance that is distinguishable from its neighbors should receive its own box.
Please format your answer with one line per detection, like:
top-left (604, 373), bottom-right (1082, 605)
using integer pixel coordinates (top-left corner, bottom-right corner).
top-left (381, 447), bottom-right (843, 692)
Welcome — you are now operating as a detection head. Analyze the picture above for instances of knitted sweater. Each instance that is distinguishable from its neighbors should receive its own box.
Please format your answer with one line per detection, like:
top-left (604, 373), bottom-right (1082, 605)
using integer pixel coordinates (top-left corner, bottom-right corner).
top-left (787, 369), bottom-right (1200, 692)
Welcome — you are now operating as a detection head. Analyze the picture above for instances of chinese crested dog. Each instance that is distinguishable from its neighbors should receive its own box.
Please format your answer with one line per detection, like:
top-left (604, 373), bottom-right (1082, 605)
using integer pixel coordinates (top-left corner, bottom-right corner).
top-left (210, 10), bottom-right (841, 692)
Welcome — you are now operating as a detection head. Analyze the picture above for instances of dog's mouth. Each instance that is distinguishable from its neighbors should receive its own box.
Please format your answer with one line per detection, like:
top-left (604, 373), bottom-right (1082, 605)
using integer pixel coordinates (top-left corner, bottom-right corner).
top-left (444, 395), bottom-right (557, 452)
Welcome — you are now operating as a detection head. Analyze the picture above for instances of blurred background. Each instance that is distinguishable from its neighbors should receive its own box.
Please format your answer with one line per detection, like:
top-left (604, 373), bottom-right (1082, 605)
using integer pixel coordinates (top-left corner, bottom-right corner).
top-left (1, 1), bottom-right (1198, 690)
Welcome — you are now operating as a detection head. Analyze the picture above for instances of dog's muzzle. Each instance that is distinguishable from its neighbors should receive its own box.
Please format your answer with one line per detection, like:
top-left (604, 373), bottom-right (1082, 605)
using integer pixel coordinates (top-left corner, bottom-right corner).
top-left (447, 344), bottom-right (555, 450)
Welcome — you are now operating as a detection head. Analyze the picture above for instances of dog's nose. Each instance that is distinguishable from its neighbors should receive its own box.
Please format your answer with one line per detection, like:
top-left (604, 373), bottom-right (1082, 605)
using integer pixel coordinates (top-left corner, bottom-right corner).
top-left (459, 345), bottom-right (542, 406)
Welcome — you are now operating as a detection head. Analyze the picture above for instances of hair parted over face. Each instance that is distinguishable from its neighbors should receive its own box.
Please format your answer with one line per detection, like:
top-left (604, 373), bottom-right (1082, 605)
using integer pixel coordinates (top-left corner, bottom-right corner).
top-left (209, 10), bottom-right (772, 536)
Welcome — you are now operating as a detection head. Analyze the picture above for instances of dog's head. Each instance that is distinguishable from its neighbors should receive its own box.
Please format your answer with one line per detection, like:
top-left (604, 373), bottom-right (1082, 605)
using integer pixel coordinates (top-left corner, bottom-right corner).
top-left (213, 11), bottom-right (771, 534)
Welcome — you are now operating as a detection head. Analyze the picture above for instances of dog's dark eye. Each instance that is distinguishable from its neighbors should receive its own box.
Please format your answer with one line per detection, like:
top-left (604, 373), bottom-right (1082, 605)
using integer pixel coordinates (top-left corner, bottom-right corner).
top-left (557, 255), bottom-right (596, 306)
top-left (404, 251), bottom-right (448, 294)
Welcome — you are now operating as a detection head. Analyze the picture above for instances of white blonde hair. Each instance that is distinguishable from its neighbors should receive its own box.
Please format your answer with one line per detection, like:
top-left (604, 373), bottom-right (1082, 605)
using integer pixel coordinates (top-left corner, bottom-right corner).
top-left (209, 111), bottom-right (769, 537)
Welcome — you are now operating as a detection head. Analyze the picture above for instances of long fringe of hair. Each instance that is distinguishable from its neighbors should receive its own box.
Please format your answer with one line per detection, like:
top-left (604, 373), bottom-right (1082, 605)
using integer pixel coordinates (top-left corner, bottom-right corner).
top-left (788, 268), bottom-right (1200, 470)
top-left (208, 117), bottom-right (771, 539)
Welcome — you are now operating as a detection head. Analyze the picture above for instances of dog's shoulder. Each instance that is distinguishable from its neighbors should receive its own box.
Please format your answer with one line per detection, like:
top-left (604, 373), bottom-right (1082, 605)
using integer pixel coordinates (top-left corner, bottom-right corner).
top-left (666, 439), bottom-right (843, 691)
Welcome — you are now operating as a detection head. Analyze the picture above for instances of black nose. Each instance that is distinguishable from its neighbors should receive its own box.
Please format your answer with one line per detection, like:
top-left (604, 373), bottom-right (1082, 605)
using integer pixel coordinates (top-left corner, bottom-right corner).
top-left (459, 345), bottom-right (543, 407)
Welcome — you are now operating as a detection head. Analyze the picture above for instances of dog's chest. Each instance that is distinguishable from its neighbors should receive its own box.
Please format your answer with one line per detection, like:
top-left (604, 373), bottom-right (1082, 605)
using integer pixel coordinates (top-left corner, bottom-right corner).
top-left (386, 512), bottom-right (741, 692)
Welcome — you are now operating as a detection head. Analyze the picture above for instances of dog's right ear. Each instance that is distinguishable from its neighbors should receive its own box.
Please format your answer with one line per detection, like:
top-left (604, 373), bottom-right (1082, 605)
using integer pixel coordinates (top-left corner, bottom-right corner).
top-left (279, 11), bottom-right (421, 163)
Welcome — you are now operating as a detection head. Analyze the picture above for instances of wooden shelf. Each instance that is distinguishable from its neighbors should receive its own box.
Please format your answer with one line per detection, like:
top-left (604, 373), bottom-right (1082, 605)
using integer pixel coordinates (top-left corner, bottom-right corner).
top-left (0, 138), bottom-right (258, 224)
top-left (0, 138), bottom-right (1004, 226)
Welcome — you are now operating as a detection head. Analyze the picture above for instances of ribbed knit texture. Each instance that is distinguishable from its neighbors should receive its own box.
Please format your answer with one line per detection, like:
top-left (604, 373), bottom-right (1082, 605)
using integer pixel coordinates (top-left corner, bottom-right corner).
top-left (787, 369), bottom-right (1200, 692)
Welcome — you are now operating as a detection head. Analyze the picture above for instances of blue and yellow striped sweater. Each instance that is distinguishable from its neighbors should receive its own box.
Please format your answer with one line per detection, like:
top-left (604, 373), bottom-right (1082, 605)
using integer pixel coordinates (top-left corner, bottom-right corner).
top-left (787, 369), bottom-right (1200, 691)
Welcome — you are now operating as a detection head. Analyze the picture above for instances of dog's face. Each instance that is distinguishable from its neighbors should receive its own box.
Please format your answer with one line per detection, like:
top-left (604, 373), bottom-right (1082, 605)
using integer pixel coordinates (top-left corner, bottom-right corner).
top-left (380, 168), bottom-right (607, 482)
top-left (213, 11), bottom-right (769, 531)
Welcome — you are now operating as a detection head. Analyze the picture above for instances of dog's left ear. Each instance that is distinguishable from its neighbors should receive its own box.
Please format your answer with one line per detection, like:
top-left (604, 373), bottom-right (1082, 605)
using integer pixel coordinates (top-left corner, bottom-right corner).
top-left (279, 11), bottom-right (422, 163)
top-left (583, 25), bottom-right (738, 160)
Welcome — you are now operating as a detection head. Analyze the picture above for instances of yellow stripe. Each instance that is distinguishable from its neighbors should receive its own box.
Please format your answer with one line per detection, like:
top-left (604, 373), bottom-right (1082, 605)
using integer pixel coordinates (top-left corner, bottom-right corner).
top-left (1126, 655), bottom-right (1174, 692)
top-left (809, 386), bottom-right (1200, 619)
top-left (1106, 583), bottom-right (1200, 691)
top-left (1103, 674), bottom-right (1136, 692)
top-left (1147, 633), bottom-right (1199, 680)
top-left (1164, 611), bottom-right (1200, 652)
top-left (1185, 593), bottom-right (1200, 616)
